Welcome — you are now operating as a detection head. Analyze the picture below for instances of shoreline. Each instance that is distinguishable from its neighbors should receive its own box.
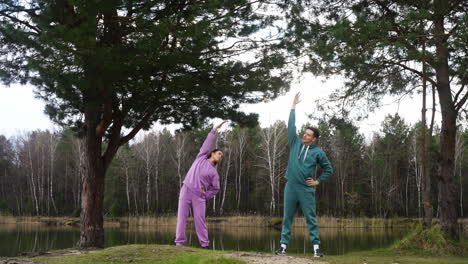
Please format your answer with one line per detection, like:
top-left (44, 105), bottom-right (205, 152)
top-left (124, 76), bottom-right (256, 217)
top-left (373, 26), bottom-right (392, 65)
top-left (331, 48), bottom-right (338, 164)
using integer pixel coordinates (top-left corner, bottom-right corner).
top-left (0, 244), bottom-right (467, 264)
top-left (0, 215), bottom-right (467, 232)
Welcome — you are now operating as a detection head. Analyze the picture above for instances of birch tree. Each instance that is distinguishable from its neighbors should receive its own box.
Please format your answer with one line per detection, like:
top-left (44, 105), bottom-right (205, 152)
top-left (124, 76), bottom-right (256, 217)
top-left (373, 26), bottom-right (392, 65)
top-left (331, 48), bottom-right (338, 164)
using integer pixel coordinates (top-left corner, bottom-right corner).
top-left (134, 132), bottom-right (159, 213)
top-left (258, 122), bottom-right (287, 216)
top-left (233, 128), bottom-right (248, 213)
top-left (455, 130), bottom-right (464, 217)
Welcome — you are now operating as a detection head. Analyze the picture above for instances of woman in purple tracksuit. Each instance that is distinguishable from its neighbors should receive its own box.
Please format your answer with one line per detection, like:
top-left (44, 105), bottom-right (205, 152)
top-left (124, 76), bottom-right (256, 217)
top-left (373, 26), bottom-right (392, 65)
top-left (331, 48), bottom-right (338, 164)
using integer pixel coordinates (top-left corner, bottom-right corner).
top-left (175, 121), bottom-right (226, 248)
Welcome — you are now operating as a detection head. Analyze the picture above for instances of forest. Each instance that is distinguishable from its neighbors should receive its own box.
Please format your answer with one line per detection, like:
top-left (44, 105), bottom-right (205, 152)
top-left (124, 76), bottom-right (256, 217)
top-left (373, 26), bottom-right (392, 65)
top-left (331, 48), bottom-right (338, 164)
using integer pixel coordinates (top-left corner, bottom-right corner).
top-left (1, 114), bottom-right (466, 218)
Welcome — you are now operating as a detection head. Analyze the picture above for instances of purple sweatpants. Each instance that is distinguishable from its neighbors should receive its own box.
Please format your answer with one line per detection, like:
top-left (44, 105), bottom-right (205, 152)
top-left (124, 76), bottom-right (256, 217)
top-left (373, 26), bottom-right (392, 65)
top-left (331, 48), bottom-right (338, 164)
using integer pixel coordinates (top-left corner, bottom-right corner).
top-left (175, 185), bottom-right (209, 247)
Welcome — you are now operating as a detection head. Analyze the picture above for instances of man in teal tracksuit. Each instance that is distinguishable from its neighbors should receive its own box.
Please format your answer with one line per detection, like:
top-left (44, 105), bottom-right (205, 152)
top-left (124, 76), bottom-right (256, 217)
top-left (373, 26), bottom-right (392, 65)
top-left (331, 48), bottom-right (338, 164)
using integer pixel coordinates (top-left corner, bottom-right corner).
top-left (276, 92), bottom-right (333, 257)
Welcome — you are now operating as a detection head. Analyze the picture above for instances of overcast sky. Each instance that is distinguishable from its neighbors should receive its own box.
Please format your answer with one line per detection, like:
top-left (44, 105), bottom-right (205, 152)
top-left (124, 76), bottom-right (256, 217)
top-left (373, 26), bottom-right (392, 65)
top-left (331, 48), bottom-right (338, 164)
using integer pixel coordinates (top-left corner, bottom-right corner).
top-left (0, 73), bottom-right (431, 140)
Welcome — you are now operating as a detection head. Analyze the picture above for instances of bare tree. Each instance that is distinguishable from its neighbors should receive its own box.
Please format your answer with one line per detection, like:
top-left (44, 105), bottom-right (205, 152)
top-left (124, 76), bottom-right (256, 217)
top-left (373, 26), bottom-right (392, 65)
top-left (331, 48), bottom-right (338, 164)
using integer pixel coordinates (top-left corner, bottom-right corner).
top-left (47, 132), bottom-right (59, 215)
top-left (215, 131), bottom-right (233, 215)
top-left (23, 134), bottom-right (39, 216)
top-left (420, 52), bottom-right (433, 228)
top-left (233, 128), bottom-right (248, 213)
top-left (116, 146), bottom-right (133, 215)
top-left (367, 137), bottom-right (378, 216)
top-left (152, 133), bottom-right (162, 213)
top-left (134, 132), bottom-right (160, 213)
top-left (172, 133), bottom-right (189, 190)
top-left (72, 137), bottom-right (86, 212)
top-left (455, 130), bottom-right (464, 217)
top-left (330, 130), bottom-right (350, 215)
top-left (258, 122), bottom-right (287, 216)
top-left (411, 133), bottom-right (422, 217)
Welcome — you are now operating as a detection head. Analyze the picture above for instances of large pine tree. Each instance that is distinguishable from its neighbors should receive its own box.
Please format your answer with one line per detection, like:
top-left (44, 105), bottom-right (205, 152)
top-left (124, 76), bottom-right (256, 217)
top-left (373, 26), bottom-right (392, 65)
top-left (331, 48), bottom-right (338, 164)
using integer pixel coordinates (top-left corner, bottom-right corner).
top-left (0, 0), bottom-right (290, 247)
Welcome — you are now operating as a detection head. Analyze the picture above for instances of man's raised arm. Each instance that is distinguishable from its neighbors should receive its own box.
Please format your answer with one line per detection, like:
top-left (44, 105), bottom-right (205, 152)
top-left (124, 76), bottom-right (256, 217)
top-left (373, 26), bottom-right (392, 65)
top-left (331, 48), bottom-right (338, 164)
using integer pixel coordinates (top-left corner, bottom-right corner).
top-left (288, 93), bottom-right (301, 145)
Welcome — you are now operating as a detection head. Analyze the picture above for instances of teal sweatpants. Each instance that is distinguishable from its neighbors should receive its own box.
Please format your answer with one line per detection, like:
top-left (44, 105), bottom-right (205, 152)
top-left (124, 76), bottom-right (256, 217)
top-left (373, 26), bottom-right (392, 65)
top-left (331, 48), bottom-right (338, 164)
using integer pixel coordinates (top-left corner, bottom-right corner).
top-left (280, 182), bottom-right (320, 245)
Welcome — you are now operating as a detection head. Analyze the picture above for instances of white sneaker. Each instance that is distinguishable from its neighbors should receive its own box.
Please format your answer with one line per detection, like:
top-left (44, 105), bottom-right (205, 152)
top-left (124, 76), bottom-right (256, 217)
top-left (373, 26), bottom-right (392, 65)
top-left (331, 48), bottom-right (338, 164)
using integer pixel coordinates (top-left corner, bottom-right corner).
top-left (314, 248), bottom-right (324, 258)
top-left (275, 245), bottom-right (286, 255)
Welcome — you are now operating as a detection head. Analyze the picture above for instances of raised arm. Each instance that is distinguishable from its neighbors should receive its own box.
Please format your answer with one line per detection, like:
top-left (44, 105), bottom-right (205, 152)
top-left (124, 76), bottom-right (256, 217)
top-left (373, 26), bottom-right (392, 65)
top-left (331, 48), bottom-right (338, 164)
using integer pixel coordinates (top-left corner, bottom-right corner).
top-left (197, 130), bottom-right (216, 158)
top-left (288, 93), bottom-right (301, 145)
top-left (196, 121), bottom-right (227, 158)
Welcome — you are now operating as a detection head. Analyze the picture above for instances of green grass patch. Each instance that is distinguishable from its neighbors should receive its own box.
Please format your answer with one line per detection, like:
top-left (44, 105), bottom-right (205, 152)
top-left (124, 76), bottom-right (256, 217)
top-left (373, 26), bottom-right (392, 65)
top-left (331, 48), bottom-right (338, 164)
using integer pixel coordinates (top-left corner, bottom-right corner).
top-left (319, 248), bottom-right (468, 264)
top-left (391, 224), bottom-right (465, 255)
top-left (267, 217), bottom-right (282, 229)
top-left (153, 255), bottom-right (245, 264)
top-left (21, 245), bottom-right (244, 264)
top-left (2, 243), bottom-right (467, 264)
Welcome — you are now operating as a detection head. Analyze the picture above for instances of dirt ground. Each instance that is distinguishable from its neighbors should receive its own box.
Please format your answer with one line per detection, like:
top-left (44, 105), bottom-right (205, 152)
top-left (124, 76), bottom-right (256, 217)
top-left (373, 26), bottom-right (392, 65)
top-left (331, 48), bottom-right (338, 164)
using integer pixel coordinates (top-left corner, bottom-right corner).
top-left (224, 252), bottom-right (329, 264)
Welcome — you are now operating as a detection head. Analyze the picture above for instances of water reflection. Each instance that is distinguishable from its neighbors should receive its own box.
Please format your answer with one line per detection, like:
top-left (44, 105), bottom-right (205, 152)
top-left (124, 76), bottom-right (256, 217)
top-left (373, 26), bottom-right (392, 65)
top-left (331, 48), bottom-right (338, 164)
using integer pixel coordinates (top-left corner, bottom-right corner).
top-left (0, 223), bottom-right (410, 257)
top-left (115, 225), bottom-right (410, 255)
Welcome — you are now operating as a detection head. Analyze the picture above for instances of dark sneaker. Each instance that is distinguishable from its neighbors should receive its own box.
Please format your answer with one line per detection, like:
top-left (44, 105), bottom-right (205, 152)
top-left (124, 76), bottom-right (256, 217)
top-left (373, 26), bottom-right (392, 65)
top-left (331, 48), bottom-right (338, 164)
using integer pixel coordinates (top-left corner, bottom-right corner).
top-left (275, 246), bottom-right (286, 255)
top-left (313, 248), bottom-right (324, 258)
top-left (202, 246), bottom-right (210, 250)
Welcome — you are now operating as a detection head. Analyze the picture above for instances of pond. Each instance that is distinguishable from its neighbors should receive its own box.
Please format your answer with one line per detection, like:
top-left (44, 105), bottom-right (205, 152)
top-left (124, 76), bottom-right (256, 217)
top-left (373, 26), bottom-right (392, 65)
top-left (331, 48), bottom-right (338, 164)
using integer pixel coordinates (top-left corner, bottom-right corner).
top-left (0, 223), bottom-right (410, 257)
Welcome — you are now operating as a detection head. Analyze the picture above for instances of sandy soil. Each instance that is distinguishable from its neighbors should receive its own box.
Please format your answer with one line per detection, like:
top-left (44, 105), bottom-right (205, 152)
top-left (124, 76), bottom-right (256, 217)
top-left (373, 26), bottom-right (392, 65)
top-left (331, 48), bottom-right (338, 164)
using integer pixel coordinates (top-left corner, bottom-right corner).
top-left (224, 252), bottom-right (329, 264)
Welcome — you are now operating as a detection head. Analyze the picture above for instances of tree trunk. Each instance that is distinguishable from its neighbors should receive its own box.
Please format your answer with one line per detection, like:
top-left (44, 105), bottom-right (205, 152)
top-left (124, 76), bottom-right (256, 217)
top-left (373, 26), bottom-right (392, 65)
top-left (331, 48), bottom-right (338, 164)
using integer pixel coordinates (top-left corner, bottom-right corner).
top-left (431, 0), bottom-right (459, 240)
top-left (80, 152), bottom-right (105, 247)
top-left (437, 100), bottom-right (458, 238)
top-left (125, 165), bottom-right (131, 215)
top-left (421, 45), bottom-right (433, 228)
top-left (455, 132), bottom-right (464, 217)
top-left (80, 136), bottom-right (105, 247)
top-left (26, 142), bottom-right (39, 216)
top-left (220, 145), bottom-right (231, 215)
top-left (174, 134), bottom-right (187, 191)
top-left (146, 162), bottom-right (151, 213)
top-left (79, 112), bottom-right (106, 248)
top-left (434, 13), bottom-right (458, 239)
top-left (154, 135), bottom-right (160, 213)
top-left (235, 130), bottom-right (247, 213)
top-left (49, 134), bottom-right (58, 215)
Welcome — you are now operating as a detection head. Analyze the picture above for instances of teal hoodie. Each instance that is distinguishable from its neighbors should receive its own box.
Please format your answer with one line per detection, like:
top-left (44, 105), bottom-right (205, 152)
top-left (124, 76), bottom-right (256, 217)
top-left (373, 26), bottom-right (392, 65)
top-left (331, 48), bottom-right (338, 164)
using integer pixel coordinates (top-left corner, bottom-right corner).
top-left (285, 109), bottom-right (333, 186)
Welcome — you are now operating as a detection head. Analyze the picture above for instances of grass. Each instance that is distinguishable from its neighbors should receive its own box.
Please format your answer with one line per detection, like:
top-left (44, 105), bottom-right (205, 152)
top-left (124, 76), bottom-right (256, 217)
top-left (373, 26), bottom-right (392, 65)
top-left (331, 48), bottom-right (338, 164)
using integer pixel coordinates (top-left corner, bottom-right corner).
top-left (299, 224), bottom-right (468, 264)
top-left (392, 223), bottom-right (467, 256)
top-left (0, 243), bottom-right (467, 264)
top-left (317, 247), bottom-right (468, 264)
top-left (158, 255), bottom-right (244, 264)
top-left (13, 245), bottom-right (246, 264)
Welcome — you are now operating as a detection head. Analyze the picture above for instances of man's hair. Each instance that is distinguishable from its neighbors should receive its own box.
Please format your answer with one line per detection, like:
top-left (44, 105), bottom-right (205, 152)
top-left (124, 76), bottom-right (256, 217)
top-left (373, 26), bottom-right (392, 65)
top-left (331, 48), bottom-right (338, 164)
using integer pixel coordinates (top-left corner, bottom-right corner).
top-left (306, 127), bottom-right (320, 139)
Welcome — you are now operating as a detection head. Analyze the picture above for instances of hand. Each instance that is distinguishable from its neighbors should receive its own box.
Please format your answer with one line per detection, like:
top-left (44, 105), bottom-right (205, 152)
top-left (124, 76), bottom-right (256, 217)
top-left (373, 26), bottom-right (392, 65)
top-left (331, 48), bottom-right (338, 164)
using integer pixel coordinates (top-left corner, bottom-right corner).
top-left (214, 120), bottom-right (227, 131)
top-left (292, 92), bottom-right (301, 109)
top-left (201, 188), bottom-right (206, 194)
top-left (306, 177), bottom-right (319, 187)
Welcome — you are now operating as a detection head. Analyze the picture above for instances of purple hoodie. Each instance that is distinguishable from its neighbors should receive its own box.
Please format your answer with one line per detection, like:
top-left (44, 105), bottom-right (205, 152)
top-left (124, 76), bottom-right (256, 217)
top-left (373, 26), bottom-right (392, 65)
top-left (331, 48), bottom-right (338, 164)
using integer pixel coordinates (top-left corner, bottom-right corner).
top-left (182, 130), bottom-right (220, 200)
